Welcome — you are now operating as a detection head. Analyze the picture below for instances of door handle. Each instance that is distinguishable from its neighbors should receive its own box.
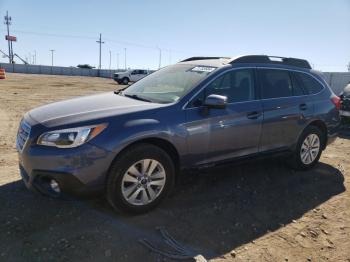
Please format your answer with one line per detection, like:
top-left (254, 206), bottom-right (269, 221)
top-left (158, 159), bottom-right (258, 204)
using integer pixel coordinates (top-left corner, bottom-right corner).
top-left (299, 103), bottom-right (308, 111)
top-left (247, 111), bottom-right (262, 119)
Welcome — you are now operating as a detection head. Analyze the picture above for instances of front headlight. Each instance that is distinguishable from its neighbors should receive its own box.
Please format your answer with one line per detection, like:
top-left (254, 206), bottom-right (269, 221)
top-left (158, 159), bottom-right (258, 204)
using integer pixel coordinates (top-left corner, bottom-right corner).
top-left (37, 123), bottom-right (107, 148)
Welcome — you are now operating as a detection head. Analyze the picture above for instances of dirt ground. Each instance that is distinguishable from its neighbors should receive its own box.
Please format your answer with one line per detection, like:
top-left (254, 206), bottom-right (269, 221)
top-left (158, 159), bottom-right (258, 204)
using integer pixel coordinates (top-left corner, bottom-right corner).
top-left (0, 73), bottom-right (349, 262)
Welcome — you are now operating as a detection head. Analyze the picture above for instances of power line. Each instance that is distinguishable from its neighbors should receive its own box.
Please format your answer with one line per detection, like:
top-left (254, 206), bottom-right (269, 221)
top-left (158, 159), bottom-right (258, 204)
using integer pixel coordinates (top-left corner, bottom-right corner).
top-left (0, 28), bottom-right (207, 68)
top-left (10, 29), bottom-right (192, 54)
top-left (12, 29), bottom-right (96, 40)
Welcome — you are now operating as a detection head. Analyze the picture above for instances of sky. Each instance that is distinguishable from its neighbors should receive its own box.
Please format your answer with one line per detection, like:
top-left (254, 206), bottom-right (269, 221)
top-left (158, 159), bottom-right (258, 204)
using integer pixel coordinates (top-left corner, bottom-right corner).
top-left (0, 0), bottom-right (349, 71)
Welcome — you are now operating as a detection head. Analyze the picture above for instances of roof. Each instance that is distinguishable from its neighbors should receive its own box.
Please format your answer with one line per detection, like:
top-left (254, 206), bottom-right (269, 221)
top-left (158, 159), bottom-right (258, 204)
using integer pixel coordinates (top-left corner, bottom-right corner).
top-left (179, 57), bottom-right (231, 67)
top-left (178, 55), bottom-right (312, 70)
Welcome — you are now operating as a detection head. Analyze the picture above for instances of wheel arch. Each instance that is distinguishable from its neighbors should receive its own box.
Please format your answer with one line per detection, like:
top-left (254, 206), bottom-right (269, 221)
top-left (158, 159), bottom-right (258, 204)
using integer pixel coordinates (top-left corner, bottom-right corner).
top-left (299, 120), bottom-right (328, 150)
top-left (106, 137), bottom-right (180, 183)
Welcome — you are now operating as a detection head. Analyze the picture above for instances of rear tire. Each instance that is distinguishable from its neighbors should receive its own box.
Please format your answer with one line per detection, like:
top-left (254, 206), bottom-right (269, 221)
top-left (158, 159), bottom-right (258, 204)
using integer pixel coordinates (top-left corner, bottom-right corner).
top-left (106, 143), bottom-right (175, 214)
top-left (122, 77), bottom-right (129, 85)
top-left (287, 126), bottom-right (324, 170)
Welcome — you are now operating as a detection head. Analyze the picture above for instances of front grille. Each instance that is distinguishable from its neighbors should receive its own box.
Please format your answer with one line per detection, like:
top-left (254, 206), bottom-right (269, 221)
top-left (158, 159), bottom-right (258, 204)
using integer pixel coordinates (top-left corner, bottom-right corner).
top-left (16, 119), bottom-right (31, 151)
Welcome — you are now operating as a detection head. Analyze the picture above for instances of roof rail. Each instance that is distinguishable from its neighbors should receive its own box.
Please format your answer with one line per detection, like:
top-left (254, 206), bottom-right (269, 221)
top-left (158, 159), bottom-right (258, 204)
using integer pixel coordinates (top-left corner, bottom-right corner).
top-left (180, 56), bottom-right (230, 62)
top-left (229, 55), bottom-right (312, 69)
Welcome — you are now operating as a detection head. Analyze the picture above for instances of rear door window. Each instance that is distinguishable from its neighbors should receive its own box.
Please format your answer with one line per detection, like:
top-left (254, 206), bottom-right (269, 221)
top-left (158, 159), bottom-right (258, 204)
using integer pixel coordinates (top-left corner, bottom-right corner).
top-left (290, 73), bottom-right (306, 96)
top-left (293, 72), bottom-right (324, 94)
top-left (259, 69), bottom-right (293, 99)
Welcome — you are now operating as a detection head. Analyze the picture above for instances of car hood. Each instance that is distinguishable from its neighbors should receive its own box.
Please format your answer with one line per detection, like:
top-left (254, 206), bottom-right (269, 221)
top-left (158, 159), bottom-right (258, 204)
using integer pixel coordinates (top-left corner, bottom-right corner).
top-left (28, 92), bottom-right (164, 127)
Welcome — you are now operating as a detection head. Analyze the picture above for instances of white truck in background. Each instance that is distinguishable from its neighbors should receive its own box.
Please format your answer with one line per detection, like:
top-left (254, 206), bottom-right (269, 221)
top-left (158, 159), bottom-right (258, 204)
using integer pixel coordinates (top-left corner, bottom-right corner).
top-left (113, 69), bottom-right (150, 85)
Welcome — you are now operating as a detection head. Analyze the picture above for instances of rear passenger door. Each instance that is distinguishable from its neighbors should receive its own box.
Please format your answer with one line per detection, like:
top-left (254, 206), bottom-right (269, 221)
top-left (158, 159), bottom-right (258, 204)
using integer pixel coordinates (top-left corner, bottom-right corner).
top-left (258, 68), bottom-right (313, 152)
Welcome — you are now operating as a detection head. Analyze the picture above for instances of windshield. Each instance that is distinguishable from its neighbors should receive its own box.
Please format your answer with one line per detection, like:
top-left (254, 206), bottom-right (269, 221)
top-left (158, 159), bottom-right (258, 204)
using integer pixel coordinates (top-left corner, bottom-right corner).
top-left (121, 64), bottom-right (216, 103)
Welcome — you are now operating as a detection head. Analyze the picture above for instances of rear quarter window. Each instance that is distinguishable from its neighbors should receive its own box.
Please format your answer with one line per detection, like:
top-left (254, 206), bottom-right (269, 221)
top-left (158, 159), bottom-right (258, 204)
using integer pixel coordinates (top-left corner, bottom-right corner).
top-left (293, 72), bottom-right (324, 94)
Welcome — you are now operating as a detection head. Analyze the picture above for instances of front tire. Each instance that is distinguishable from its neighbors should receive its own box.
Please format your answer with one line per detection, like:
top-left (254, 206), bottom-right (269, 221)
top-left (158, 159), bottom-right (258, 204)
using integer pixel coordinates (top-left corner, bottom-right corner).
top-left (288, 126), bottom-right (324, 170)
top-left (106, 144), bottom-right (175, 214)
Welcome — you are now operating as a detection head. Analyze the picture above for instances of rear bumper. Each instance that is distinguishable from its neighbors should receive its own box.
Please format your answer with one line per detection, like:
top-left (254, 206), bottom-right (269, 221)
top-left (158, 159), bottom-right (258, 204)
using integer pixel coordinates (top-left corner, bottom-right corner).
top-left (326, 132), bottom-right (338, 146)
top-left (340, 110), bottom-right (350, 117)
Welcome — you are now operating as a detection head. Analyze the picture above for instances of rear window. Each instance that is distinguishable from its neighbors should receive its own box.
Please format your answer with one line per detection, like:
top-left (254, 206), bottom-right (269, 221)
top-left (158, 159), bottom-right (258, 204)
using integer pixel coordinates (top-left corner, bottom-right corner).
top-left (293, 72), bottom-right (324, 94)
top-left (259, 69), bottom-right (293, 99)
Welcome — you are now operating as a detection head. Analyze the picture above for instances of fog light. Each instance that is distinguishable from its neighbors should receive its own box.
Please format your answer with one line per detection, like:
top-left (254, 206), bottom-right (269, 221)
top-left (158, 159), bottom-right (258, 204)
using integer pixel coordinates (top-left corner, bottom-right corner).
top-left (50, 179), bottom-right (61, 193)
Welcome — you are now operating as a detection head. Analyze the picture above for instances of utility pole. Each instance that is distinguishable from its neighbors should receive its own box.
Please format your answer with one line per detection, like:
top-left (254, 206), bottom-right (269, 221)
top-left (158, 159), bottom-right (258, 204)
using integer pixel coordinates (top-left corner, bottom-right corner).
top-left (96, 33), bottom-right (104, 70)
top-left (4, 11), bottom-right (12, 63)
top-left (109, 50), bottom-right (112, 70)
top-left (49, 49), bottom-right (55, 66)
top-left (168, 50), bottom-right (172, 65)
top-left (116, 53), bottom-right (119, 70)
top-left (124, 48), bottom-right (127, 70)
top-left (34, 50), bottom-right (37, 64)
top-left (157, 47), bottom-right (162, 69)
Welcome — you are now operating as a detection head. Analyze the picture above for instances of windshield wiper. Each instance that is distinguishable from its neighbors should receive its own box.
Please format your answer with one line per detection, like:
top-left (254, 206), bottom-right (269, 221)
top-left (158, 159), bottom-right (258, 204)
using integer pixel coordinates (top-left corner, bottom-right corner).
top-left (123, 93), bottom-right (152, 102)
top-left (114, 86), bottom-right (128, 94)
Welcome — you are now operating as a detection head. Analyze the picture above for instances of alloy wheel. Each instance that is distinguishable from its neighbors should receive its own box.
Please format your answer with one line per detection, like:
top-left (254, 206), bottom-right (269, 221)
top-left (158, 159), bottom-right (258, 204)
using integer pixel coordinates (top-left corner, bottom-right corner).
top-left (121, 159), bottom-right (166, 206)
top-left (300, 134), bottom-right (320, 165)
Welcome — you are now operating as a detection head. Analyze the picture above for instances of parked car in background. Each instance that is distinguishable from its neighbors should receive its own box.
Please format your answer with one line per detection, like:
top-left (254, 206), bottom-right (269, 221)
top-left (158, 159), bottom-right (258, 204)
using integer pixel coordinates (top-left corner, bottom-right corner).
top-left (77, 64), bottom-right (95, 69)
top-left (340, 82), bottom-right (350, 118)
top-left (16, 55), bottom-right (341, 214)
top-left (113, 69), bottom-right (150, 85)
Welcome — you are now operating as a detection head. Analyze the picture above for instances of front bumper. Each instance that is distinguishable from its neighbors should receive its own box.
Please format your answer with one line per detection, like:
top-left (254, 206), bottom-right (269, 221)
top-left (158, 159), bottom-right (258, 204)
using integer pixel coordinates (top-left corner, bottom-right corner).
top-left (113, 75), bottom-right (122, 82)
top-left (18, 141), bottom-right (115, 198)
top-left (19, 166), bottom-right (94, 197)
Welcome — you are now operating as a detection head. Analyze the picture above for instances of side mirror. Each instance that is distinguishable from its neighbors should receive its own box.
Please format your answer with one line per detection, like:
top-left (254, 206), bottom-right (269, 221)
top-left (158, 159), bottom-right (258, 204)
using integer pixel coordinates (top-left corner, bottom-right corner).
top-left (204, 94), bottom-right (227, 109)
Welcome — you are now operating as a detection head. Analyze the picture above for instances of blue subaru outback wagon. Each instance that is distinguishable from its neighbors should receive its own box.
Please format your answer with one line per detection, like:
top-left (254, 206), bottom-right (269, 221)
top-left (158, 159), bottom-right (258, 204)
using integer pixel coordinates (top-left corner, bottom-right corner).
top-left (17, 55), bottom-right (341, 213)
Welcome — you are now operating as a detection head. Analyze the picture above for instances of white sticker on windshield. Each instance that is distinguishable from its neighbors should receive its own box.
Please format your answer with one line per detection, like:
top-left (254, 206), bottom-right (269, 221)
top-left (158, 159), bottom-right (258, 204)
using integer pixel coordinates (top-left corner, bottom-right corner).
top-left (191, 66), bottom-right (216, 73)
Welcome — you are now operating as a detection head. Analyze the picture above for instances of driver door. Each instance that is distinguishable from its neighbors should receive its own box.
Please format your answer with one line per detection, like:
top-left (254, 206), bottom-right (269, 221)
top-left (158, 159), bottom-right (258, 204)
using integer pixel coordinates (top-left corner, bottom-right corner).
top-left (184, 68), bottom-right (263, 165)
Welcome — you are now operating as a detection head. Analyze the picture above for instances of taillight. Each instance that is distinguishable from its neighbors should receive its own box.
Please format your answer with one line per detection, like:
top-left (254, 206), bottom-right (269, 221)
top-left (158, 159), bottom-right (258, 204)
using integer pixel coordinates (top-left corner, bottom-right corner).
top-left (331, 95), bottom-right (341, 110)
